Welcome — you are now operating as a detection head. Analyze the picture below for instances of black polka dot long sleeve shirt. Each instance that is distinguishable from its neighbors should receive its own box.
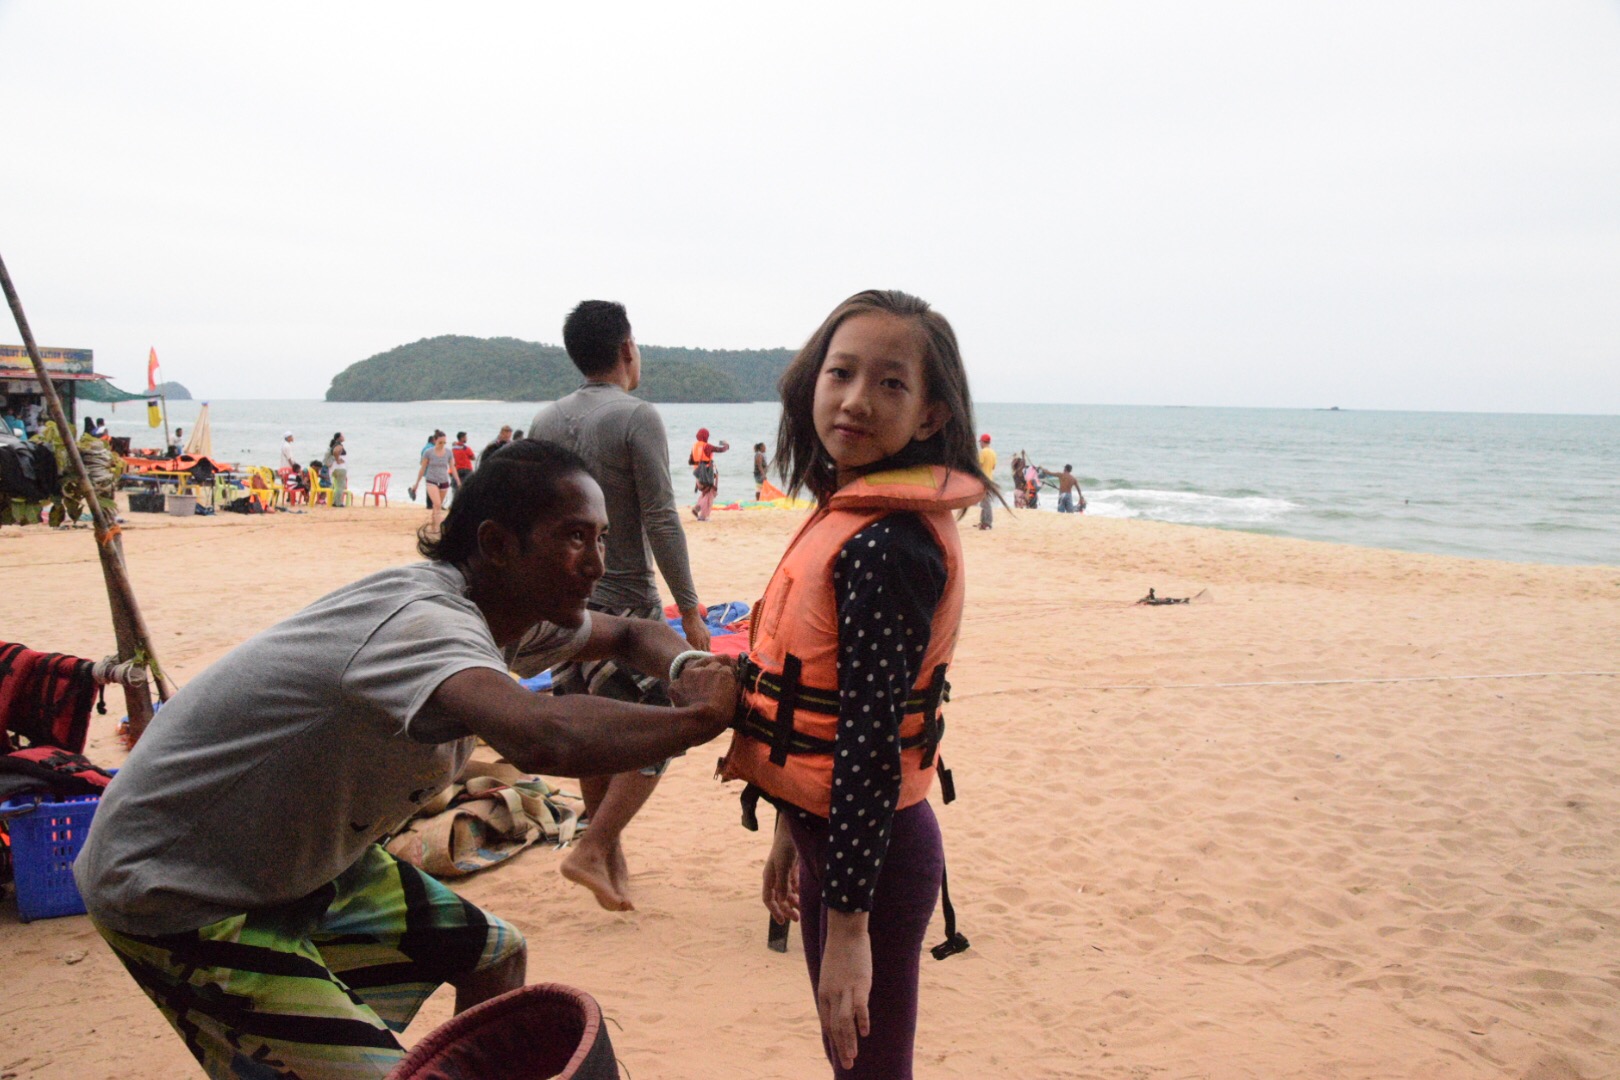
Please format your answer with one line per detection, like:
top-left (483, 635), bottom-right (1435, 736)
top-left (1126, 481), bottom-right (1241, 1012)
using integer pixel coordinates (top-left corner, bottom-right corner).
top-left (789, 511), bottom-right (946, 914)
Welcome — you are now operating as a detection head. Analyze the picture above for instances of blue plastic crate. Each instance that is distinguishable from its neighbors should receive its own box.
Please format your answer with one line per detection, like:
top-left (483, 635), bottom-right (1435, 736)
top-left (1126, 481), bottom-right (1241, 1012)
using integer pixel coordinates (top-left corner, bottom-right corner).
top-left (2, 790), bottom-right (102, 921)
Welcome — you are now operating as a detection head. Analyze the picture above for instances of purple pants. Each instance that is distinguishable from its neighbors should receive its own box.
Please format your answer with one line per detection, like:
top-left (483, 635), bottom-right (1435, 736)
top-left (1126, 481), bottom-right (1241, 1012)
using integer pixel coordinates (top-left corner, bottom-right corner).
top-left (788, 800), bottom-right (944, 1080)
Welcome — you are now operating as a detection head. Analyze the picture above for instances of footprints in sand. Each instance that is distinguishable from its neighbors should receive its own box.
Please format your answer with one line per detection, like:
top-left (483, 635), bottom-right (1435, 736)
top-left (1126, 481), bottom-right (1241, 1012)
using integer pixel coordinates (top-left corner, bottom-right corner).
top-left (1560, 844), bottom-right (1606, 860)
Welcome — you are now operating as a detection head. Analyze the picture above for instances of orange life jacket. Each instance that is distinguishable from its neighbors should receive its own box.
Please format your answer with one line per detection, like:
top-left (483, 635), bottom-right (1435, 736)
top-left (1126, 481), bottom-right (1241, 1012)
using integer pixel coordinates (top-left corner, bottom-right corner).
top-left (718, 465), bottom-right (983, 818)
top-left (689, 440), bottom-right (713, 465)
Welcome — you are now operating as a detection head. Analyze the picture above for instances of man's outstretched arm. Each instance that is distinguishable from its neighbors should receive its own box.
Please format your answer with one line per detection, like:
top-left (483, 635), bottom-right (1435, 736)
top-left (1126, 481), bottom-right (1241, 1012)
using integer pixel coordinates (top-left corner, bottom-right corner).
top-left (429, 660), bottom-right (736, 779)
top-left (571, 611), bottom-right (690, 682)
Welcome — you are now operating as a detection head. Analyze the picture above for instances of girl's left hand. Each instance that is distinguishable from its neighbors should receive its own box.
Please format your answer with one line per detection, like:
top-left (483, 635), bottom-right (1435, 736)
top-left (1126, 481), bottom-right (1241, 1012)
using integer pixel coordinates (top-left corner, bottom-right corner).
top-left (817, 912), bottom-right (872, 1070)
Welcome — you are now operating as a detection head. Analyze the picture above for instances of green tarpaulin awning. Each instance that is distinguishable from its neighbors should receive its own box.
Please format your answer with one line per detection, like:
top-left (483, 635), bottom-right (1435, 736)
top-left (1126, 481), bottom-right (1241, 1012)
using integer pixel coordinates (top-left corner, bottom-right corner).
top-left (73, 379), bottom-right (150, 403)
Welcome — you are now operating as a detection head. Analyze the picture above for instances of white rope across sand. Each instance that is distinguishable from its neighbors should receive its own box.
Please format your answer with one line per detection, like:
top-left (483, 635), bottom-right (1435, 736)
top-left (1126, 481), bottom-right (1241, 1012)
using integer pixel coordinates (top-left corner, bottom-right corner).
top-left (1078, 671), bottom-right (1619, 691)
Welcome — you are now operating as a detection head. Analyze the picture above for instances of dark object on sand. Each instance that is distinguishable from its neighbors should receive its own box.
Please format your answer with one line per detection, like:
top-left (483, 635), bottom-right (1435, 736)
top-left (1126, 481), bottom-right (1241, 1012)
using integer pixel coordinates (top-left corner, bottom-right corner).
top-left (386, 983), bottom-right (619, 1080)
top-left (1137, 588), bottom-right (1189, 606)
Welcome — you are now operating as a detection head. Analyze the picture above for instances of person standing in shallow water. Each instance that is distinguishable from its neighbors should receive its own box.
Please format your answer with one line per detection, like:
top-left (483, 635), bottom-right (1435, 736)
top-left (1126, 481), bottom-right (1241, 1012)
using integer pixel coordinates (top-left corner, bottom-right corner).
top-left (529, 300), bottom-right (716, 913)
top-left (1056, 464), bottom-right (1086, 513)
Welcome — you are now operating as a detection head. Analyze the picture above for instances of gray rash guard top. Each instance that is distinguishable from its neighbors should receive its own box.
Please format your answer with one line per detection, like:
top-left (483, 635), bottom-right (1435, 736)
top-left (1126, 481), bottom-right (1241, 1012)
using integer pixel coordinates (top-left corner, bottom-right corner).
top-left (529, 383), bottom-right (699, 612)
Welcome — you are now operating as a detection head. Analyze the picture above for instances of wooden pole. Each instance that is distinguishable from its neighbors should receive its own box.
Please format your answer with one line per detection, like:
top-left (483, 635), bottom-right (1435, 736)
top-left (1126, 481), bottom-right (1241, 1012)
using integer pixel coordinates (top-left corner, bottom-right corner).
top-left (0, 250), bottom-right (174, 742)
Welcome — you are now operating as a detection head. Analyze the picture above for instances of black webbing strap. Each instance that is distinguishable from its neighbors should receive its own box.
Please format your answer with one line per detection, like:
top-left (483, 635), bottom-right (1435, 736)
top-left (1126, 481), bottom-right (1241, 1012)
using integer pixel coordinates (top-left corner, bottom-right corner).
top-left (767, 654), bottom-right (804, 767)
top-left (930, 858), bottom-right (970, 960)
top-left (737, 711), bottom-right (943, 756)
top-left (918, 664), bottom-right (948, 769)
top-left (936, 755), bottom-right (956, 804)
top-left (736, 712), bottom-right (836, 755)
top-left (739, 653), bottom-right (936, 715)
top-left (737, 654), bottom-right (841, 714)
top-left (738, 783), bottom-right (763, 832)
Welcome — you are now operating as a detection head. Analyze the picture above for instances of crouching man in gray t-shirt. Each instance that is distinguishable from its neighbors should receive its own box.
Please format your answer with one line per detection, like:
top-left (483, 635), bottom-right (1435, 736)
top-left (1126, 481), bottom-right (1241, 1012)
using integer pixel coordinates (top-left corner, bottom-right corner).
top-left (74, 439), bottom-right (737, 1080)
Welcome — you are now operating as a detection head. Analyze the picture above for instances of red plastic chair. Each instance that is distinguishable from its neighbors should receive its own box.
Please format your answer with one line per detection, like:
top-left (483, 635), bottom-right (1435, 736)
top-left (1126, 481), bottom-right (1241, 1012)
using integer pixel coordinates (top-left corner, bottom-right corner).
top-left (278, 467), bottom-right (307, 506)
top-left (362, 472), bottom-right (391, 507)
top-left (386, 983), bottom-right (618, 1080)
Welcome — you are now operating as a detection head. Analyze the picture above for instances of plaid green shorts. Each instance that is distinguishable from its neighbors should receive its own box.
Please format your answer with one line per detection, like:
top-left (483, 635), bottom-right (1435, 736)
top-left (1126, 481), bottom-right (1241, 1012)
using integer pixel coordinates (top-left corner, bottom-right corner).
top-left (94, 845), bottom-right (523, 1079)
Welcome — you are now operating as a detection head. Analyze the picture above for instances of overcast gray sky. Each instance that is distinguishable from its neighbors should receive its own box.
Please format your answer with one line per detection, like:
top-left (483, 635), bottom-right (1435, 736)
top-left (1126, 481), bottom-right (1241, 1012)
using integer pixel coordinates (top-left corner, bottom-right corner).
top-left (3, 1), bottom-right (1617, 412)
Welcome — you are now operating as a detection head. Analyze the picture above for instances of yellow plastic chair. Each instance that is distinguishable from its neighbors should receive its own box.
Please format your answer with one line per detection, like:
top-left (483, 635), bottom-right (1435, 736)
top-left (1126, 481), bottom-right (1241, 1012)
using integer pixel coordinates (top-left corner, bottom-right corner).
top-left (307, 465), bottom-right (335, 506)
top-left (245, 466), bottom-right (284, 509)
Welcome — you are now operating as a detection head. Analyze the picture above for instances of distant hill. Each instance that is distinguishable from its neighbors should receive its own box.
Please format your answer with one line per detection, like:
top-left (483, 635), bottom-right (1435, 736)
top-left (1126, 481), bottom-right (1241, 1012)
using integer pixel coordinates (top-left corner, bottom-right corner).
top-left (154, 380), bottom-right (192, 400)
top-left (325, 335), bottom-right (796, 403)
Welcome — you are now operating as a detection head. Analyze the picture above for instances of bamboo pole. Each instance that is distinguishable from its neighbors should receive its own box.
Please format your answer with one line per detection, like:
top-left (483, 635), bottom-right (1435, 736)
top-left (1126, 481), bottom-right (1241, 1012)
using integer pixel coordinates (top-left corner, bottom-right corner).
top-left (0, 250), bottom-right (174, 742)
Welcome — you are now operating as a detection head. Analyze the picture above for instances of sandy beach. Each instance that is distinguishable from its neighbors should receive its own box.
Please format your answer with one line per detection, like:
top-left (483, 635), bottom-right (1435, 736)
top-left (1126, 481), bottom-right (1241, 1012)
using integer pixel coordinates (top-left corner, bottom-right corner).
top-left (2, 503), bottom-right (1616, 1080)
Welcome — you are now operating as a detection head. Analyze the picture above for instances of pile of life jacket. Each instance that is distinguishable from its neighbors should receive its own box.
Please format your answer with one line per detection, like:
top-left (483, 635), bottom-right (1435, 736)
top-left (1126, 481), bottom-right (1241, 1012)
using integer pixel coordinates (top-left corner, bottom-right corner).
top-left (0, 643), bottom-right (113, 804)
top-left (0, 434), bottom-right (60, 504)
top-left (0, 746), bottom-right (115, 803)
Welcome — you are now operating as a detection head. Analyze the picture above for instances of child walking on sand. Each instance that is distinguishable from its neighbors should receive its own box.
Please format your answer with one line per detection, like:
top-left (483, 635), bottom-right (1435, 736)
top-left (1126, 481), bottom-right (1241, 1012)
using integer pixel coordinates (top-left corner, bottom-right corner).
top-left (719, 289), bottom-right (994, 1077)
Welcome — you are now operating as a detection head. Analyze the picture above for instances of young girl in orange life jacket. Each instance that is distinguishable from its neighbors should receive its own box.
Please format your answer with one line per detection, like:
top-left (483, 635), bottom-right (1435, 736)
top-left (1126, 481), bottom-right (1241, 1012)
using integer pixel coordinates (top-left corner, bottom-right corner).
top-left (718, 289), bottom-right (995, 1078)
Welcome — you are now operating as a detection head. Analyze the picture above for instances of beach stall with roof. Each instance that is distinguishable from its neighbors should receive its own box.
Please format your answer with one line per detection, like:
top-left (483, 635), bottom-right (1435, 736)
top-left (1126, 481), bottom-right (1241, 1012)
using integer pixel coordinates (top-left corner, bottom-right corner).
top-left (0, 345), bottom-right (145, 435)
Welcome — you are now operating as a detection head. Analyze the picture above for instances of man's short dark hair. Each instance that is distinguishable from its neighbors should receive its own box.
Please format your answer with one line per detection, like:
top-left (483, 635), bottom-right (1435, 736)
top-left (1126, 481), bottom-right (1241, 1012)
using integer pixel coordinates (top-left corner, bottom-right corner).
top-left (418, 439), bottom-right (592, 565)
top-left (562, 300), bottom-right (632, 378)
top-left (456, 431), bottom-right (467, 441)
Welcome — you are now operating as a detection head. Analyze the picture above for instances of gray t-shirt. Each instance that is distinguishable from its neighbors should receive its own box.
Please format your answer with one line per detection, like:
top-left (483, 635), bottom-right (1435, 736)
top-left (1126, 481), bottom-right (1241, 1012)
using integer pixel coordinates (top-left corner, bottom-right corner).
top-left (423, 445), bottom-right (453, 485)
top-left (75, 561), bottom-right (590, 935)
top-left (530, 384), bottom-right (700, 611)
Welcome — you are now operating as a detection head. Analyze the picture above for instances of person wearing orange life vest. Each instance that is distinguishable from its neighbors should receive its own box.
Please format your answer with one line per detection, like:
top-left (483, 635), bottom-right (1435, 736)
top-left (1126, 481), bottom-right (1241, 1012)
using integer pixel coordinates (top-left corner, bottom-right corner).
top-left (688, 427), bottom-right (729, 520)
top-left (718, 289), bottom-right (993, 1078)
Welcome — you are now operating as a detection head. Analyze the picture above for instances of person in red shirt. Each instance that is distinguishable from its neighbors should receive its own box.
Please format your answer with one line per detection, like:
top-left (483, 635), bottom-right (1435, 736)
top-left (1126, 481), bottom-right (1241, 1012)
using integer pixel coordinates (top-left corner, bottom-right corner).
top-left (451, 432), bottom-right (476, 484)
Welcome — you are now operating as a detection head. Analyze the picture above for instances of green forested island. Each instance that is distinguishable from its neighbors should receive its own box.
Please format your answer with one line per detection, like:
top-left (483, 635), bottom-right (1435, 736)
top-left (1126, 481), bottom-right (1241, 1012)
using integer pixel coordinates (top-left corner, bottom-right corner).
top-left (325, 335), bottom-right (795, 403)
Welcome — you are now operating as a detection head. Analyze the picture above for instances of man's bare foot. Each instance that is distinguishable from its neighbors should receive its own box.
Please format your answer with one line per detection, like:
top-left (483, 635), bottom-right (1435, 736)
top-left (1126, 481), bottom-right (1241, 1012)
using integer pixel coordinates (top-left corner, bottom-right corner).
top-left (561, 845), bottom-right (632, 911)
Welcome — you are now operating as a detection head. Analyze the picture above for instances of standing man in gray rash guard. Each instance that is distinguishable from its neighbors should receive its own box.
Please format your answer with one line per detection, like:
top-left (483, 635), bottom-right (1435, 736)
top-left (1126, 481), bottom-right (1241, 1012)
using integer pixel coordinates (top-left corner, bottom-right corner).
top-left (529, 300), bottom-right (713, 912)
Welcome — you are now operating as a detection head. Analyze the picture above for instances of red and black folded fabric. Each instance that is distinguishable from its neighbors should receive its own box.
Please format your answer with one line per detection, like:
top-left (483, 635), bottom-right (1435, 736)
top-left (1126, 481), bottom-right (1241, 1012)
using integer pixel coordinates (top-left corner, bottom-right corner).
top-left (0, 642), bottom-right (98, 755)
top-left (0, 746), bottom-right (115, 803)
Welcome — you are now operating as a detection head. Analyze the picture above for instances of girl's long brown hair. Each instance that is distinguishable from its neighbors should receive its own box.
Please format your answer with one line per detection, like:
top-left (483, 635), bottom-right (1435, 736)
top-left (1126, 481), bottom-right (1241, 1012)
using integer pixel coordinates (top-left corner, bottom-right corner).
top-left (774, 289), bottom-right (997, 506)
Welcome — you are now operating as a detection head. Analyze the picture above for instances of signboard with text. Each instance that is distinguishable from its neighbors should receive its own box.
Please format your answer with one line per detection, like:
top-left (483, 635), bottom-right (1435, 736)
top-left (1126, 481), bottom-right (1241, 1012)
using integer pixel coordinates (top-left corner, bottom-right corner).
top-left (0, 344), bottom-right (95, 374)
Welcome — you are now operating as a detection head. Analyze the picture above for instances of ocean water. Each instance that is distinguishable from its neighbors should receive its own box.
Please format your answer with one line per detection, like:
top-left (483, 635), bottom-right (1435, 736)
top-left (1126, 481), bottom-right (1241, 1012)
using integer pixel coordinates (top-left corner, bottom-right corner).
top-left (96, 398), bottom-right (1620, 567)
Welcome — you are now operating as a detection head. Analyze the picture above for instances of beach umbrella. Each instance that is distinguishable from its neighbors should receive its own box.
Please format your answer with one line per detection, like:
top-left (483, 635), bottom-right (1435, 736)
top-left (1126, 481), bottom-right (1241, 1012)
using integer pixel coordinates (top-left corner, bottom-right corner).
top-left (183, 402), bottom-right (213, 458)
